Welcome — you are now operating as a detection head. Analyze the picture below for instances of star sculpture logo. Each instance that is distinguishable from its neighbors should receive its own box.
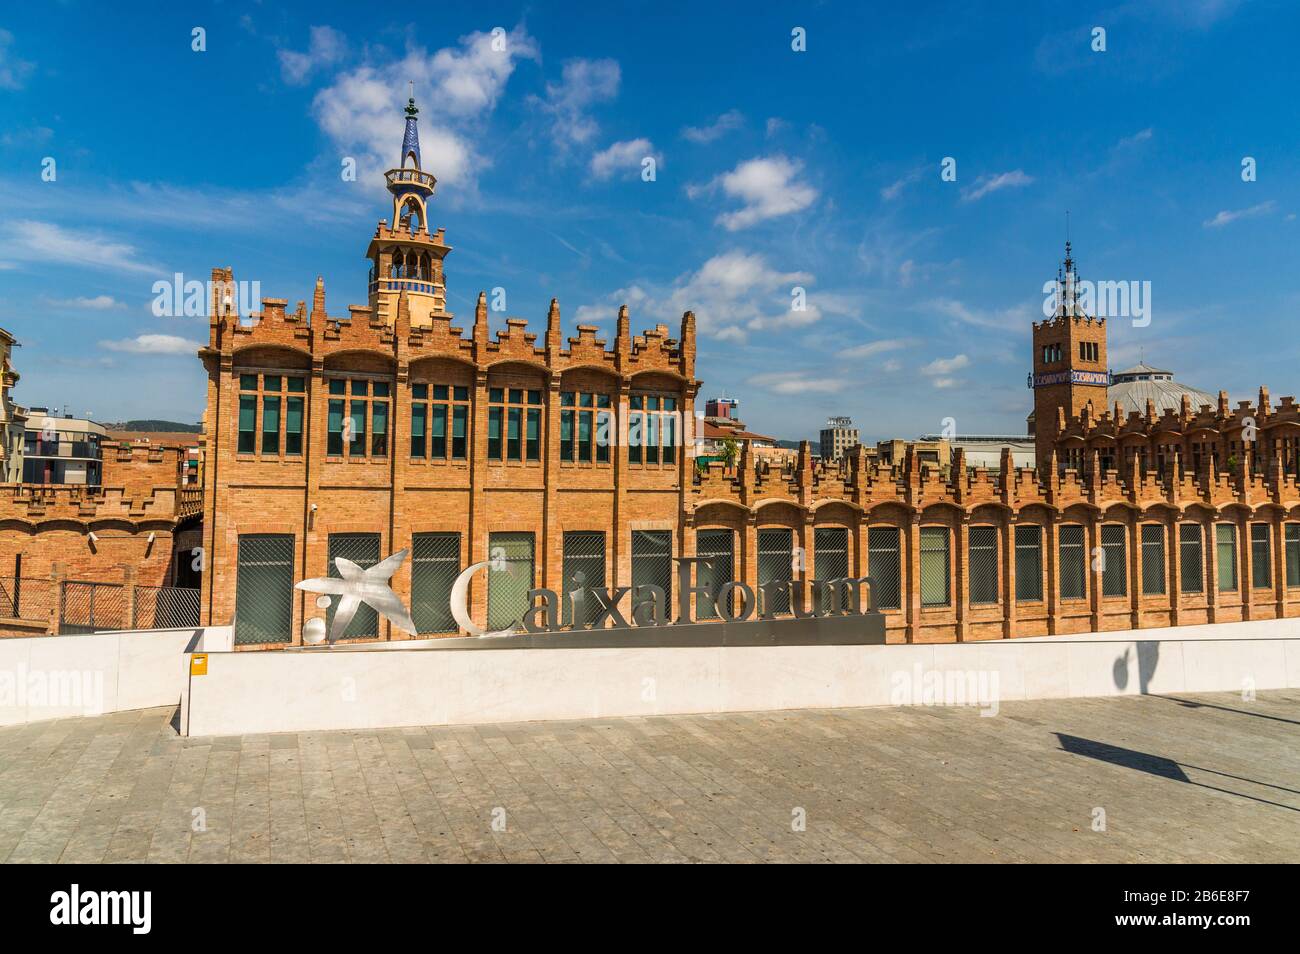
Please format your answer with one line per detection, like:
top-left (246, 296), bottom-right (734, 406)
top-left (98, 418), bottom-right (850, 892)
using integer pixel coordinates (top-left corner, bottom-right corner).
top-left (296, 549), bottom-right (418, 645)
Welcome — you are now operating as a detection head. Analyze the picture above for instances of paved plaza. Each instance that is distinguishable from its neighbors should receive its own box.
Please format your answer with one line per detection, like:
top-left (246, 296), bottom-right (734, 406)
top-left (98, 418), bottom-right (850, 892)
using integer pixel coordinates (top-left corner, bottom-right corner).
top-left (0, 690), bottom-right (1296, 863)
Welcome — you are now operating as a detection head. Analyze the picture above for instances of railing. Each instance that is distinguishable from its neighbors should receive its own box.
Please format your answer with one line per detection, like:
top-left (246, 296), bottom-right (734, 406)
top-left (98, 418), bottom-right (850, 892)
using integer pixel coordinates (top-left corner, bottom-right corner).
top-left (0, 576), bottom-right (200, 636)
top-left (0, 576), bottom-right (58, 628)
top-left (367, 277), bottom-right (441, 297)
top-left (177, 487), bottom-right (203, 518)
top-left (385, 167), bottom-right (436, 190)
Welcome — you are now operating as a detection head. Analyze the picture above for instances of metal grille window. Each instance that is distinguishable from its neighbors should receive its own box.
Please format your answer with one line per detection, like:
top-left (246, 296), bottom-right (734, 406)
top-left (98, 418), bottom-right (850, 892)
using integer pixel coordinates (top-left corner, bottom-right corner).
top-left (1250, 524), bottom-right (1272, 589)
top-left (919, 526), bottom-right (950, 607)
top-left (327, 378), bottom-right (389, 458)
top-left (694, 529), bottom-right (734, 620)
top-left (1140, 524), bottom-right (1166, 595)
top-left (1101, 524), bottom-right (1127, 597)
top-left (562, 531), bottom-right (606, 626)
top-left (628, 394), bottom-right (679, 466)
top-left (327, 533), bottom-right (381, 638)
top-left (814, 527), bottom-right (849, 612)
top-left (868, 527), bottom-right (901, 611)
top-left (631, 530), bottom-right (672, 610)
top-left (410, 384), bottom-right (469, 460)
top-left (1058, 525), bottom-right (1086, 601)
top-left (757, 528), bottom-right (794, 616)
top-left (1287, 524), bottom-right (1300, 588)
top-left (235, 534), bottom-right (294, 645)
top-left (488, 387), bottom-right (542, 461)
top-left (1179, 523), bottom-right (1204, 594)
top-left (411, 532), bottom-right (460, 634)
top-left (1014, 525), bottom-right (1043, 602)
top-left (560, 391), bottom-right (614, 464)
top-left (238, 373), bottom-right (306, 457)
top-left (968, 526), bottom-right (999, 605)
top-left (487, 532), bottom-right (534, 631)
top-left (1216, 524), bottom-right (1238, 591)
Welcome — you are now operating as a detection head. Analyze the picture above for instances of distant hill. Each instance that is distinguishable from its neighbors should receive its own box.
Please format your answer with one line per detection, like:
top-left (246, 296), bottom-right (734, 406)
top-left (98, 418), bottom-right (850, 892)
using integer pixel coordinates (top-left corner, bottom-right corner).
top-left (105, 420), bottom-right (202, 433)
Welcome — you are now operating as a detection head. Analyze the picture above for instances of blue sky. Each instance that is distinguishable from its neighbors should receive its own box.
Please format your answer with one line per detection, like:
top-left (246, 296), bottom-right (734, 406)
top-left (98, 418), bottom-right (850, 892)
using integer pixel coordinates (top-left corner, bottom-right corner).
top-left (1, 0), bottom-right (1297, 440)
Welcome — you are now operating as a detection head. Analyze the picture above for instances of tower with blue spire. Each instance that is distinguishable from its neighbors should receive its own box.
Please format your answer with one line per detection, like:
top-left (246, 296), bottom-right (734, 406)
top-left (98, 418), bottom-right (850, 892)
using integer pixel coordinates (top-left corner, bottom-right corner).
top-left (367, 91), bottom-right (453, 327)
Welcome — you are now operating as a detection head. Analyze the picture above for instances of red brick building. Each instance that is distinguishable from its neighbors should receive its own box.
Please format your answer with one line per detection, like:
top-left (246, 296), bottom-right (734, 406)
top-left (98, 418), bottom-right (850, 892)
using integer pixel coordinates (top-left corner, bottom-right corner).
top-left (198, 99), bottom-right (1300, 646)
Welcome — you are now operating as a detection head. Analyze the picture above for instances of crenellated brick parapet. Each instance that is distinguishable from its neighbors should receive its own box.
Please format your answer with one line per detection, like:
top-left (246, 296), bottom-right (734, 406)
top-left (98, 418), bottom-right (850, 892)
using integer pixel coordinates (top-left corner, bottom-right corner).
top-left (1055, 385), bottom-right (1300, 479)
top-left (691, 440), bottom-right (1300, 519)
top-left (203, 269), bottom-right (696, 383)
top-left (0, 483), bottom-right (186, 527)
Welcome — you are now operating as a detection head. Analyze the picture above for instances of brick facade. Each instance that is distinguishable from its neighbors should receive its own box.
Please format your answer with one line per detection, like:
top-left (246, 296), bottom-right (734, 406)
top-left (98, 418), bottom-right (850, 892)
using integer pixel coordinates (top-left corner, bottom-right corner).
top-left (197, 101), bottom-right (1300, 648)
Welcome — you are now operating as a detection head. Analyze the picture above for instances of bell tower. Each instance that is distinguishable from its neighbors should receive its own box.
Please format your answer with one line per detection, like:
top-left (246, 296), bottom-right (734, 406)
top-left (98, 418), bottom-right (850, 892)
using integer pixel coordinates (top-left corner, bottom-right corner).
top-left (1030, 241), bottom-right (1109, 472)
top-left (366, 93), bottom-right (453, 327)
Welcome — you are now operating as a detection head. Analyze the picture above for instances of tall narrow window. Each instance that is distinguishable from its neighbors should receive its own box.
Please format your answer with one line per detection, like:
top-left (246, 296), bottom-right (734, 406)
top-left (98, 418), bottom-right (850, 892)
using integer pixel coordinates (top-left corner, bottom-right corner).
top-left (1140, 524), bottom-right (1166, 595)
top-left (411, 533), bottom-right (460, 634)
top-left (327, 534), bottom-right (381, 638)
top-left (814, 527), bottom-right (849, 613)
top-left (1251, 523), bottom-right (1272, 589)
top-left (694, 529), bottom-right (734, 620)
top-left (867, 527), bottom-right (901, 611)
top-left (1286, 524), bottom-right (1300, 588)
top-left (261, 396), bottom-right (280, 454)
top-left (371, 382), bottom-right (389, 456)
top-left (238, 394), bottom-right (256, 454)
top-left (562, 531), bottom-right (606, 626)
top-left (968, 525), bottom-right (999, 605)
top-left (632, 530), bottom-right (672, 612)
top-left (327, 387), bottom-right (344, 456)
top-left (285, 395), bottom-right (303, 455)
top-left (1101, 524), bottom-right (1127, 597)
top-left (1216, 524), bottom-right (1238, 591)
top-left (757, 528), bottom-right (794, 615)
top-left (1179, 523), bottom-right (1204, 593)
top-left (411, 400), bottom-right (427, 458)
top-left (919, 526), bottom-right (951, 607)
top-left (487, 532), bottom-right (534, 631)
top-left (234, 534), bottom-right (294, 645)
top-left (1015, 525), bottom-right (1043, 602)
top-left (1058, 525), bottom-right (1086, 600)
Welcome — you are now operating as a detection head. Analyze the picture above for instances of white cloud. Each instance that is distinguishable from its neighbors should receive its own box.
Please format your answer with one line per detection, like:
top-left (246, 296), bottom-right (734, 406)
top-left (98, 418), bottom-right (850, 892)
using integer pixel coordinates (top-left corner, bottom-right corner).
top-left (279, 25), bottom-right (346, 85)
top-left (961, 169), bottom-right (1033, 202)
top-left (46, 295), bottom-right (124, 310)
top-left (681, 110), bottom-right (743, 144)
top-left (590, 138), bottom-right (657, 180)
top-left (1, 221), bottom-right (159, 275)
top-left (313, 25), bottom-right (538, 189)
top-left (842, 338), bottom-right (910, 360)
top-left (576, 250), bottom-right (815, 341)
top-left (749, 371), bottom-right (846, 395)
top-left (921, 354), bottom-right (970, 376)
top-left (535, 58), bottom-right (620, 147)
top-left (1203, 200), bottom-right (1275, 229)
top-left (928, 297), bottom-right (1030, 334)
top-left (0, 29), bottom-right (34, 90)
top-left (101, 334), bottom-right (203, 355)
top-left (881, 167), bottom-right (923, 201)
top-left (691, 156), bottom-right (818, 231)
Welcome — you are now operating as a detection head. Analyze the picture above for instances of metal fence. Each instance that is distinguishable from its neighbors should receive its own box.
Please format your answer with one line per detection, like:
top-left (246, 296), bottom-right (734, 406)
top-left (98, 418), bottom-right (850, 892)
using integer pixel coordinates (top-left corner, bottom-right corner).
top-left (0, 576), bottom-right (58, 628)
top-left (59, 581), bottom-right (128, 634)
top-left (133, 584), bottom-right (201, 630)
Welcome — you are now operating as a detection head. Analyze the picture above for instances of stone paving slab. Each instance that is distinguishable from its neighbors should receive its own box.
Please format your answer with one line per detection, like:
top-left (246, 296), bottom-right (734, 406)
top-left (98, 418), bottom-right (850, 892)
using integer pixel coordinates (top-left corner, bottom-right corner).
top-left (0, 690), bottom-right (1297, 863)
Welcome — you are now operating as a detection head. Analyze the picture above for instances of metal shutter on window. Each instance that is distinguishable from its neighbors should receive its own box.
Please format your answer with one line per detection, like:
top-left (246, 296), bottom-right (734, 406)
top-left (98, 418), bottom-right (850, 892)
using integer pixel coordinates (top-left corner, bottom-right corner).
top-left (562, 531), bottom-right (606, 626)
top-left (487, 532), bottom-right (534, 631)
top-left (235, 534), bottom-right (295, 645)
top-left (412, 532), bottom-right (460, 634)
top-left (327, 533), bottom-right (381, 638)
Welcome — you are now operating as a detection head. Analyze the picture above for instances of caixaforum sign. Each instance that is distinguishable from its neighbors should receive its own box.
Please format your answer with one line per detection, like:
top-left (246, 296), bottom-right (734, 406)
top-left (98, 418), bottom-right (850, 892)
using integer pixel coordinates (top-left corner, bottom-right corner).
top-left (297, 551), bottom-right (886, 649)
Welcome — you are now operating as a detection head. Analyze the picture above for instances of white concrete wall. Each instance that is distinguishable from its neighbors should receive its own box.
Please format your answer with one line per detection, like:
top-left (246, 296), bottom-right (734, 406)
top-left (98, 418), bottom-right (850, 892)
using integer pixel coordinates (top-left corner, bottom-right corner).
top-left (183, 621), bottom-right (1300, 737)
top-left (0, 626), bottom-right (226, 727)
